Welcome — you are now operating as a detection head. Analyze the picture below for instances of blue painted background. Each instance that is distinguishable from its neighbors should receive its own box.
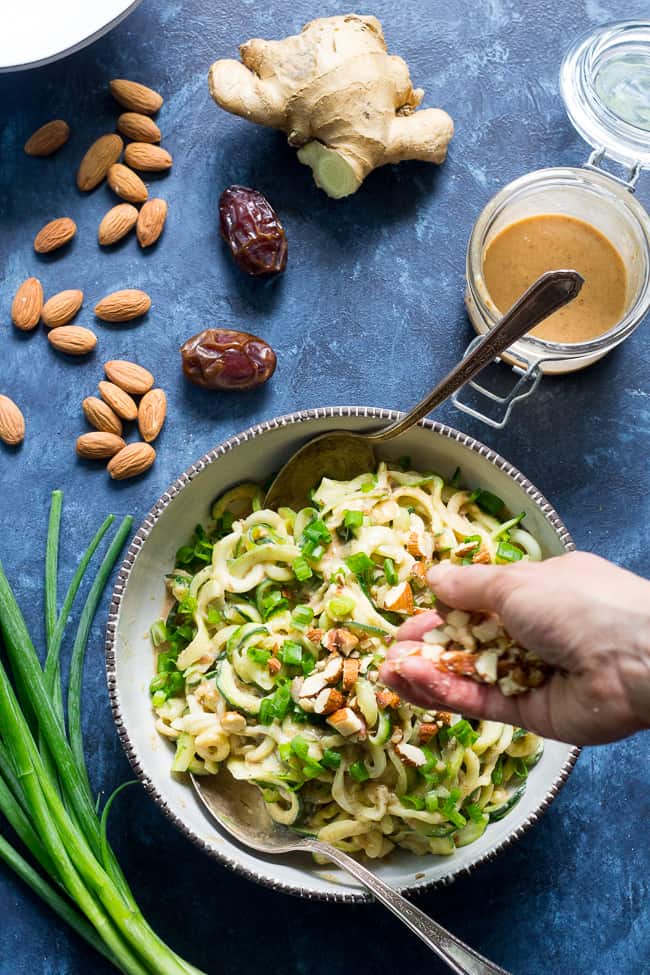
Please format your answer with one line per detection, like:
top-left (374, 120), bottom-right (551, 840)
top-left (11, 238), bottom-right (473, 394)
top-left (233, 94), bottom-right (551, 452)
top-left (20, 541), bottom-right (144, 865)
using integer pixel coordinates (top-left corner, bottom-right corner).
top-left (1, 1), bottom-right (649, 972)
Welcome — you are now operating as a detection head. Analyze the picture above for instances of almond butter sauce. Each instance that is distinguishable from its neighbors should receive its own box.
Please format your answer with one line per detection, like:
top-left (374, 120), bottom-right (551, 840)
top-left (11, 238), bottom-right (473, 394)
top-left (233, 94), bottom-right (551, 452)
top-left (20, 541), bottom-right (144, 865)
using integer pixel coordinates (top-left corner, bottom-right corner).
top-left (483, 213), bottom-right (627, 344)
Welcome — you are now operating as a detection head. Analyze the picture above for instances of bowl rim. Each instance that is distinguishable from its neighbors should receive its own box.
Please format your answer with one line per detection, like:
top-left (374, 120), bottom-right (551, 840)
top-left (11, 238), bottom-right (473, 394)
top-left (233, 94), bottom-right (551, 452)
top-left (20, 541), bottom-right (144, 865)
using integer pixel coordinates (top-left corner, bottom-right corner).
top-left (105, 405), bottom-right (581, 902)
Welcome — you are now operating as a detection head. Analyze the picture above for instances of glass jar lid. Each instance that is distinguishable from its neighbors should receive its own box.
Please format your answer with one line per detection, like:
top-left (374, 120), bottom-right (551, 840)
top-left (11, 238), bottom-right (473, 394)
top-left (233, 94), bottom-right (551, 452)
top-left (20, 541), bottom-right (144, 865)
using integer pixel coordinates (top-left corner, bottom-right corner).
top-left (560, 21), bottom-right (650, 169)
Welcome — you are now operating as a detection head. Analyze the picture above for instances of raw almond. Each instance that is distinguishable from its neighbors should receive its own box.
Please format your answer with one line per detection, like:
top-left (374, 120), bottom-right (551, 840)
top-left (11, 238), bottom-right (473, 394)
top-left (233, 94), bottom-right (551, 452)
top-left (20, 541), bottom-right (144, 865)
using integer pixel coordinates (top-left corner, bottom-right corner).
top-left (94, 289), bottom-right (151, 322)
top-left (82, 396), bottom-right (123, 436)
top-left (77, 134), bottom-right (123, 191)
top-left (34, 217), bottom-right (77, 254)
top-left (107, 163), bottom-right (148, 204)
top-left (137, 198), bottom-right (167, 248)
top-left (11, 277), bottom-right (43, 330)
top-left (98, 381), bottom-right (138, 421)
top-left (124, 143), bottom-right (172, 172)
top-left (48, 325), bottom-right (97, 356)
top-left (107, 442), bottom-right (156, 480)
top-left (109, 79), bottom-right (163, 115)
top-left (104, 359), bottom-right (154, 395)
top-left (98, 204), bottom-right (139, 245)
top-left (76, 432), bottom-right (126, 459)
top-left (41, 289), bottom-right (83, 327)
top-left (138, 388), bottom-right (167, 443)
top-left (116, 112), bottom-right (161, 143)
top-left (0, 395), bottom-right (25, 446)
top-left (24, 119), bottom-right (70, 157)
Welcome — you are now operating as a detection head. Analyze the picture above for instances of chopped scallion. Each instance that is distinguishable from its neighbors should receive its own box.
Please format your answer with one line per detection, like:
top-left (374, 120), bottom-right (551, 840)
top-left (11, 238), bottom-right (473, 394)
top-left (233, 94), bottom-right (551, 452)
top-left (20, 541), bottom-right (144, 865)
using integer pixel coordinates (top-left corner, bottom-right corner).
top-left (348, 761), bottom-right (369, 783)
top-left (384, 558), bottom-right (398, 586)
top-left (326, 595), bottom-right (355, 620)
top-left (496, 541), bottom-right (524, 563)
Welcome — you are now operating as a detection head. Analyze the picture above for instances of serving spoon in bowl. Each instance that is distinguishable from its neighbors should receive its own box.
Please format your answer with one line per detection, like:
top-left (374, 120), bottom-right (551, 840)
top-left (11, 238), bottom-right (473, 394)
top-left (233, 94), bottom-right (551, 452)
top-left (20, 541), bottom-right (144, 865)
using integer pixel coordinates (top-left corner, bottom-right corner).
top-left (264, 269), bottom-right (583, 510)
top-left (192, 769), bottom-right (509, 975)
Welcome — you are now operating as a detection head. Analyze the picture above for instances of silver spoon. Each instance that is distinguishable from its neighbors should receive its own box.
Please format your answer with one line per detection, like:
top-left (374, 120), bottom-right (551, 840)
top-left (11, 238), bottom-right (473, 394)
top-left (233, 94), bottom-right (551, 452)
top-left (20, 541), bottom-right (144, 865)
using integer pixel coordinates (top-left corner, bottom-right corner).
top-left (264, 269), bottom-right (583, 510)
top-left (192, 769), bottom-right (509, 975)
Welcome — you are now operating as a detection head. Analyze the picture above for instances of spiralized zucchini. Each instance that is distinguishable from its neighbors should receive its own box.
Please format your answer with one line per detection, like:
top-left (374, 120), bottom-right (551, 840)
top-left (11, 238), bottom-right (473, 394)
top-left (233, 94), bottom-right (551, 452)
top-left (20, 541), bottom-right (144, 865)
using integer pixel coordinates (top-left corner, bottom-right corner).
top-left (150, 463), bottom-right (543, 858)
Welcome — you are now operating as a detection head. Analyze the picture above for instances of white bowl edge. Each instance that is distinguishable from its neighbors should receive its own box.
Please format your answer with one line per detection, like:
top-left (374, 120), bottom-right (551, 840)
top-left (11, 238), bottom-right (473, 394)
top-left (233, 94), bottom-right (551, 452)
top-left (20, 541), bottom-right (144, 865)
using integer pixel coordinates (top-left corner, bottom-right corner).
top-left (106, 406), bottom-right (580, 902)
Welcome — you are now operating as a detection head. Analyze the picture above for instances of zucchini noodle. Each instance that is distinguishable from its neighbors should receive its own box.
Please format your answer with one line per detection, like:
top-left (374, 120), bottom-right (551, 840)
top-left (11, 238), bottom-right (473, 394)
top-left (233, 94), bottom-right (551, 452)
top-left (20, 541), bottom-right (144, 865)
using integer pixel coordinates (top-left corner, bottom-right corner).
top-left (149, 464), bottom-right (544, 858)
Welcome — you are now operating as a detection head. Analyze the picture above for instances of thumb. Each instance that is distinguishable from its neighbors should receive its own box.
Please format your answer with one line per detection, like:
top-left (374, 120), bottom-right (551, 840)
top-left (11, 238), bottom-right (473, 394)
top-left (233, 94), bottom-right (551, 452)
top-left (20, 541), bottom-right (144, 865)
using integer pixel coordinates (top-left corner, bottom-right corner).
top-left (426, 561), bottom-right (516, 613)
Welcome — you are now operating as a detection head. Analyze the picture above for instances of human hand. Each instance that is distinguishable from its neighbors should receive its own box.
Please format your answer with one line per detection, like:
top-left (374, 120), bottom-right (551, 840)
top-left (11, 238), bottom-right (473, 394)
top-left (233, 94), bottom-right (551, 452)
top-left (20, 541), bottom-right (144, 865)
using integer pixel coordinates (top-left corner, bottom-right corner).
top-left (379, 552), bottom-right (650, 745)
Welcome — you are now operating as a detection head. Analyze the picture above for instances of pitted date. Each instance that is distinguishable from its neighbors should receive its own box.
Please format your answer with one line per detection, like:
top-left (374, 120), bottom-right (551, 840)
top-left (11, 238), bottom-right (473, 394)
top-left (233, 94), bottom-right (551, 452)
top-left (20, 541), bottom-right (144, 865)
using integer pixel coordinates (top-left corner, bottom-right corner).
top-left (180, 328), bottom-right (277, 391)
top-left (219, 185), bottom-right (288, 276)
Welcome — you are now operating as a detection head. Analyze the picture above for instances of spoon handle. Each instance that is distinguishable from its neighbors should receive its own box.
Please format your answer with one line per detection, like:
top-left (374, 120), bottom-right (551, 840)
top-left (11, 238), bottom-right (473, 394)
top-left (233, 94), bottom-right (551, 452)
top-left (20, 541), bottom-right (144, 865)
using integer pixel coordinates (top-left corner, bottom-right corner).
top-left (310, 840), bottom-right (509, 975)
top-left (367, 268), bottom-right (583, 442)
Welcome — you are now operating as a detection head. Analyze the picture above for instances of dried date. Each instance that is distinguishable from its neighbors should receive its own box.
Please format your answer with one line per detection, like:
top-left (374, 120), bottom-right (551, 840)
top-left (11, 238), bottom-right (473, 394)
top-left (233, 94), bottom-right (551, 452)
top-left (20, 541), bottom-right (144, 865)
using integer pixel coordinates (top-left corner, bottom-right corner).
top-left (180, 328), bottom-right (277, 391)
top-left (219, 185), bottom-right (288, 276)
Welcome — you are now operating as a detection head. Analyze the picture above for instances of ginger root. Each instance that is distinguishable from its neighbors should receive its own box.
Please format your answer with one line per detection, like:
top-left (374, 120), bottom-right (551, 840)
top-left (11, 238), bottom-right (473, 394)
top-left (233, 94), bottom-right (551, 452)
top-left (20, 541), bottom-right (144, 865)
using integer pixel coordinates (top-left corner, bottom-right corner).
top-left (208, 14), bottom-right (454, 199)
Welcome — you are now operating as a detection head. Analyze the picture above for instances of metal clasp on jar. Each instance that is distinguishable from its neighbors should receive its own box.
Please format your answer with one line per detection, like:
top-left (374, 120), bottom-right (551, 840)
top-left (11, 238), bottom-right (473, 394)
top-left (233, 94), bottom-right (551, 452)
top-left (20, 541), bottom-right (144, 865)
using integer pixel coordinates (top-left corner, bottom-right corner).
top-left (583, 148), bottom-right (642, 192)
top-left (451, 335), bottom-right (545, 429)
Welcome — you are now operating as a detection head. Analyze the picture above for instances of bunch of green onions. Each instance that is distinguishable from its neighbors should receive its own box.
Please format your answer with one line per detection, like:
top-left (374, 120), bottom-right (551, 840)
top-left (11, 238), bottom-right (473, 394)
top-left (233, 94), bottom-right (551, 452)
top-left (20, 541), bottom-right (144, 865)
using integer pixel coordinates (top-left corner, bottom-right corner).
top-left (0, 491), bottom-right (205, 975)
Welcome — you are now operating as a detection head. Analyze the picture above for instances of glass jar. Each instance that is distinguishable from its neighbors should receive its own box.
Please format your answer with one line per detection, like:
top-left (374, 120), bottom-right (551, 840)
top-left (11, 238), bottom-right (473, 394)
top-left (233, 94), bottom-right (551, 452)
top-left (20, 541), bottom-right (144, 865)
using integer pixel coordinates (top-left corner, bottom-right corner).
top-left (455, 21), bottom-right (650, 428)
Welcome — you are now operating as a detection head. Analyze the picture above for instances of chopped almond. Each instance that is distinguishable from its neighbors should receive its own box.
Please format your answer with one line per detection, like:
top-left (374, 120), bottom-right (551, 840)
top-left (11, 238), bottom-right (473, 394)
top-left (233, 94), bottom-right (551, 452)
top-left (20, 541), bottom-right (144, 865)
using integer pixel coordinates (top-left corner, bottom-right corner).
top-left (322, 628), bottom-right (359, 656)
top-left (326, 707), bottom-right (364, 737)
top-left (342, 658), bottom-right (360, 692)
top-left (322, 654), bottom-right (344, 684)
top-left (384, 581), bottom-right (414, 614)
top-left (418, 722), bottom-right (438, 743)
top-left (438, 650), bottom-right (479, 677)
top-left (472, 548), bottom-right (492, 565)
top-left (376, 688), bottom-right (401, 710)
top-left (305, 627), bottom-right (324, 644)
top-left (407, 532), bottom-right (433, 560)
top-left (313, 687), bottom-right (345, 715)
top-left (300, 671), bottom-right (329, 698)
top-left (267, 657), bottom-right (282, 676)
top-left (410, 561), bottom-right (427, 582)
top-left (394, 742), bottom-right (427, 767)
top-left (220, 711), bottom-right (246, 733)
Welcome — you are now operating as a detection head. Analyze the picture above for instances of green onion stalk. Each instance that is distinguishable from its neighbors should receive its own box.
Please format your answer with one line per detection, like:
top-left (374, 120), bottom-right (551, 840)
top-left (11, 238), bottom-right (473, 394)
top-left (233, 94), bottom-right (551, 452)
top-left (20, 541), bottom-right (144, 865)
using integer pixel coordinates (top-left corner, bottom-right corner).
top-left (0, 491), bottom-right (206, 975)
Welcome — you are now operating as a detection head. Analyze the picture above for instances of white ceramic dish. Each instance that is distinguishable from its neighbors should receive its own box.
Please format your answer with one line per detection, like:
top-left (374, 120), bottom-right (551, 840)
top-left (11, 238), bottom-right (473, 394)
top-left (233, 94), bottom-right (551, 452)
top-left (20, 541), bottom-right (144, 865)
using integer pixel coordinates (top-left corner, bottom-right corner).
top-left (0, 0), bottom-right (142, 72)
top-left (106, 407), bottom-right (579, 901)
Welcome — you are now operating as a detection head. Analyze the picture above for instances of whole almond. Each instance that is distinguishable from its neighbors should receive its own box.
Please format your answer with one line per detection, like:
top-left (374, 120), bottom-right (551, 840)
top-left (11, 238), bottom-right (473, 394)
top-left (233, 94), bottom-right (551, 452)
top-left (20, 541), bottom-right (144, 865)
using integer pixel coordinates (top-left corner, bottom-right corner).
top-left (41, 289), bottom-right (83, 328)
top-left (137, 198), bottom-right (167, 248)
top-left (108, 442), bottom-right (156, 480)
top-left (124, 143), bottom-right (172, 172)
top-left (98, 381), bottom-right (138, 421)
top-left (82, 396), bottom-right (123, 436)
top-left (0, 395), bottom-right (25, 446)
top-left (48, 325), bottom-right (97, 356)
top-left (11, 277), bottom-right (43, 330)
top-left (94, 289), bottom-right (151, 322)
top-left (117, 112), bottom-right (161, 143)
top-left (107, 163), bottom-right (148, 204)
top-left (109, 80), bottom-right (163, 115)
top-left (98, 204), bottom-right (138, 245)
top-left (24, 120), bottom-right (70, 157)
top-left (77, 134), bottom-right (123, 191)
top-left (34, 217), bottom-right (77, 254)
top-left (76, 432), bottom-right (126, 459)
top-left (104, 359), bottom-right (154, 395)
top-left (138, 388), bottom-right (167, 443)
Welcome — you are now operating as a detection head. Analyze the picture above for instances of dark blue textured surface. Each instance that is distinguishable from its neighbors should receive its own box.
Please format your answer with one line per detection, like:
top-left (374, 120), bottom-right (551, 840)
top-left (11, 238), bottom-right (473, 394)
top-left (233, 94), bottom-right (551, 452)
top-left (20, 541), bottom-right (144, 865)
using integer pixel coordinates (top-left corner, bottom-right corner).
top-left (1, 2), bottom-right (649, 973)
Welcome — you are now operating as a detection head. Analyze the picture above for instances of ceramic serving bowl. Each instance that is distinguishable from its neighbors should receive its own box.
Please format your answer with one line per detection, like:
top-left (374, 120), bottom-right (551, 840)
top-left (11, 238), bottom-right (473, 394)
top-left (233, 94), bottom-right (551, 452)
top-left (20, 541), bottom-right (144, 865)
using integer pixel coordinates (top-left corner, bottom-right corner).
top-left (106, 407), bottom-right (579, 901)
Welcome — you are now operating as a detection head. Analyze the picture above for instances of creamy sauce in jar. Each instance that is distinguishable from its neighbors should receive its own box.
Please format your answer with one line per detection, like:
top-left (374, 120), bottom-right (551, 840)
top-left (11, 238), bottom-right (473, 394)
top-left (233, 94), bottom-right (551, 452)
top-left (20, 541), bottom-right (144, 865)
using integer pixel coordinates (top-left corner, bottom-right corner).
top-left (482, 213), bottom-right (628, 343)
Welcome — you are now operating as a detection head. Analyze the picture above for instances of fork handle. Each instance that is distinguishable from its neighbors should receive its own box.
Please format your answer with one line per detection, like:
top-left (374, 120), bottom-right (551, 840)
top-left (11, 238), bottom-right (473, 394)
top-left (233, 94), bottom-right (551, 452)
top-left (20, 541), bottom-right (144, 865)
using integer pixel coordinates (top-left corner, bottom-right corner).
top-left (309, 840), bottom-right (510, 975)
